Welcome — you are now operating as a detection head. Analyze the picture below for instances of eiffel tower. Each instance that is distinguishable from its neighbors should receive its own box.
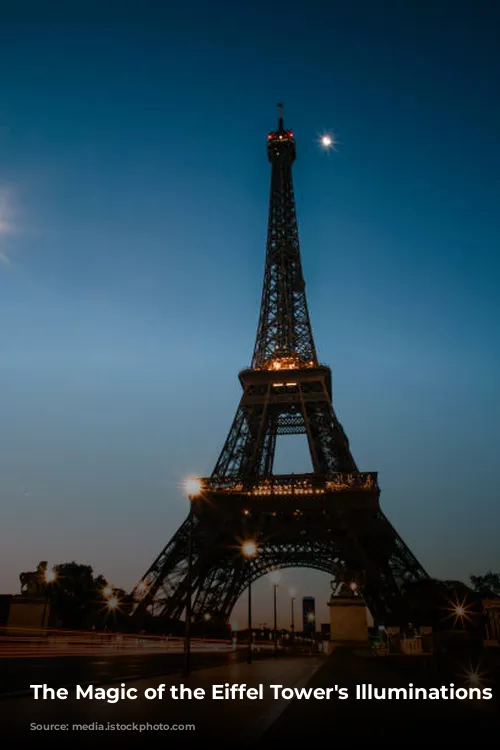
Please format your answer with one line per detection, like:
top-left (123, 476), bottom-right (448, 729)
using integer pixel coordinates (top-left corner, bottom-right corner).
top-left (131, 105), bottom-right (429, 626)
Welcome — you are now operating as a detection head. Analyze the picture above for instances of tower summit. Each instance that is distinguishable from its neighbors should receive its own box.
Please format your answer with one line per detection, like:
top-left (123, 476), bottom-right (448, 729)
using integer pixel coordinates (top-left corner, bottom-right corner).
top-left (212, 102), bottom-right (355, 479)
top-left (131, 109), bottom-right (429, 626)
top-left (253, 103), bottom-right (316, 370)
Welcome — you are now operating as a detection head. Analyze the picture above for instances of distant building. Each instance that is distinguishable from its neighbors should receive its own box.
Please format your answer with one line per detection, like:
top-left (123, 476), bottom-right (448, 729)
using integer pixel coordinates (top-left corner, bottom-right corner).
top-left (302, 596), bottom-right (316, 634)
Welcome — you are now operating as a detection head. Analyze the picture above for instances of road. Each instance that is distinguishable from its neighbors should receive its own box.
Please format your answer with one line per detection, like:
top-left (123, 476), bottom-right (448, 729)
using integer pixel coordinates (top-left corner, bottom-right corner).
top-left (0, 648), bottom-right (245, 699)
top-left (2, 648), bottom-right (499, 747)
top-left (0, 652), bottom-right (325, 748)
top-left (261, 647), bottom-right (500, 744)
top-left (0, 629), bottom-right (288, 699)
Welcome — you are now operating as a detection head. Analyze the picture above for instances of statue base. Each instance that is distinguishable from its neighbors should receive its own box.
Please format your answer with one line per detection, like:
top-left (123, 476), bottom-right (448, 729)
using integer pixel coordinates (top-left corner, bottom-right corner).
top-left (327, 595), bottom-right (369, 650)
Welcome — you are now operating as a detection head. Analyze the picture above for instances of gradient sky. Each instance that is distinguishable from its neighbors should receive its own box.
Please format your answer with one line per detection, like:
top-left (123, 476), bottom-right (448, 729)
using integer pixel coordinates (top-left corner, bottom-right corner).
top-left (0, 0), bottom-right (499, 628)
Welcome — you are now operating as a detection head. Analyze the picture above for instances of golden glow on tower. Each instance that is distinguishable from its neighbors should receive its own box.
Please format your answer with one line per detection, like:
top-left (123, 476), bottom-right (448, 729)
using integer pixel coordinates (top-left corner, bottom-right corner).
top-left (184, 477), bottom-right (202, 496)
top-left (241, 540), bottom-right (258, 559)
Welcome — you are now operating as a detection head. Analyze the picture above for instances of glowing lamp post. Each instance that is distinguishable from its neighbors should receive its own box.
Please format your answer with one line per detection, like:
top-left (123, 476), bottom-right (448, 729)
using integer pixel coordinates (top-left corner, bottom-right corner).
top-left (270, 570), bottom-right (281, 658)
top-left (241, 540), bottom-right (258, 664)
top-left (289, 587), bottom-right (297, 642)
top-left (44, 569), bottom-right (57, 584)
top-left (41, 567), bottom-right (58, 631)
top-left (306, 610), bottom-right (316, 642)
top-left (446, 596), bottom-right (473, 628)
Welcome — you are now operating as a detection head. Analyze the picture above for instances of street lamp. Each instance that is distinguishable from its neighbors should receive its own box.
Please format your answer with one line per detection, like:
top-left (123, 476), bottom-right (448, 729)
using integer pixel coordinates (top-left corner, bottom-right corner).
top-left (41, 568), bottom-right (57, 631)
top-left (44, 569), bottom-right (57, 584)
top-left (184, 477), bottom-right (202, 677)
top-left (107, 596), bottom-right (119, 612)
top-left (273, 583), bottom-right (279, 657)
top-left (241, 540), bottom-right (258, 664)
top-left (446, 595), bottom-right (473, 628)
top-left (269, 571), bottom-right (281, 658)
top-left (306, 611), bottom-right (316, 642)
top-left (137, 581), bottom-right (148, 596)
top-left (289, 587), bottom-right (297, 642)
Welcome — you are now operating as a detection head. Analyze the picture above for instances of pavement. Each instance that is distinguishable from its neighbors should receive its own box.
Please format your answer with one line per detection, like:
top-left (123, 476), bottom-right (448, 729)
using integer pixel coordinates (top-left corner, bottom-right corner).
top-left (261, 647), bottom-right (500, 744)
top-left (0, 652), bottom-right (325, 748)
top-left (1, 649), bottom-right (498, 747)
top-left (0, 648), bottom-right (245, 698)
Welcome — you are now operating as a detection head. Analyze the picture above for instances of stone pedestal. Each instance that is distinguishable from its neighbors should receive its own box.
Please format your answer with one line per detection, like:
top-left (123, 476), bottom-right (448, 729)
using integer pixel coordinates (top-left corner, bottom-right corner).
top-left (7, 596), bottom-right (49, 632)
top-left (327, 595), bottom-right (369, 649)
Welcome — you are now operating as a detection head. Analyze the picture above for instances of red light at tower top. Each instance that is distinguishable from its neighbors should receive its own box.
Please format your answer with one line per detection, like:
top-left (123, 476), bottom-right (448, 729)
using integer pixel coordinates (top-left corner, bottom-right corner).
top-left (267, 107), bottom-right (294, 143)
top-left (267, 131), bottom-right (293, 141)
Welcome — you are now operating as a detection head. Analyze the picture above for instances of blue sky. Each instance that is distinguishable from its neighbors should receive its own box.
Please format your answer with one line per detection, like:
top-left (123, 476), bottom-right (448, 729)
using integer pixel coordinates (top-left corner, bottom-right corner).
top-left (0, 0), bottom-right (499, 626)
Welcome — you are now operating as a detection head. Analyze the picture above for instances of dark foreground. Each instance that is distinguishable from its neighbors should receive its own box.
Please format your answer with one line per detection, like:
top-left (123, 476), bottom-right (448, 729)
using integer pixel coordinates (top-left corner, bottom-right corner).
top-left (0, 648), bottom-right (498, 747)
top-left (262, 647), bottom-right (500, 744)
top-left (0, 649), bottom-right (244, 698)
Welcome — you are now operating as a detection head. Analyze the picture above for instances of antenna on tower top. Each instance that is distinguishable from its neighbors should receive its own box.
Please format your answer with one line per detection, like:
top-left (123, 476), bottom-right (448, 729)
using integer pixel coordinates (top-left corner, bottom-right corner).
top-left (277, 102), bottom-right (284, 129)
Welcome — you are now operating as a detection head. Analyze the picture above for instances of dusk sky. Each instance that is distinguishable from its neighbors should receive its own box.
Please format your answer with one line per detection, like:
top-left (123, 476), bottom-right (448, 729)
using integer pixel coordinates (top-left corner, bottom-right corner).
top-left (1, 1), bottom-right (499, 627)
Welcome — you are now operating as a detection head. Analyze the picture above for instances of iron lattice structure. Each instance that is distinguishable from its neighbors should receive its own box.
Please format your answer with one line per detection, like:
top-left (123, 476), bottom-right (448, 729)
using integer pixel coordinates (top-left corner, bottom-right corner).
top-left (252, 105), bottom-right (316, 370)
top-left (132, 106), bottom-right (429, 626)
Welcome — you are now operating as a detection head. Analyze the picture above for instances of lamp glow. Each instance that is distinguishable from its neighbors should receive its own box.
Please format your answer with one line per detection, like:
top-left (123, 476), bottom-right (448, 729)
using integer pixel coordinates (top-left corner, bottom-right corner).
top-left (184, 478), bottom-right (202, 496)
top-left (242, 540), bottom-right (258, 559)
top-left (445, 595), bottom-right (474, 626)
top-left (44, 569), bottom-right (57, 584)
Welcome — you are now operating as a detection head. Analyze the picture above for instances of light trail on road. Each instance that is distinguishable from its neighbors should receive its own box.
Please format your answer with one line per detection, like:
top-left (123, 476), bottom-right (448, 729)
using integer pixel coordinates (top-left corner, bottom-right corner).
top-left (0, 628), bottom-right (278, 659)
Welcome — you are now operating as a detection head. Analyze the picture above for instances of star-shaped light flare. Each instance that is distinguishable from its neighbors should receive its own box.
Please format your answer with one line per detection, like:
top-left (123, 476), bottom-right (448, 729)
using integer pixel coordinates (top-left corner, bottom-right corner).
top-left (445, 595), bottom-right (474, 626)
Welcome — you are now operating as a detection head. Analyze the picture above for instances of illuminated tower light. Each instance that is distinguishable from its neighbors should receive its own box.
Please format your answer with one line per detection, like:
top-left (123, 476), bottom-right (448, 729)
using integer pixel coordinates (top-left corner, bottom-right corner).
top-left (184, 477), bottom-right (202, 496)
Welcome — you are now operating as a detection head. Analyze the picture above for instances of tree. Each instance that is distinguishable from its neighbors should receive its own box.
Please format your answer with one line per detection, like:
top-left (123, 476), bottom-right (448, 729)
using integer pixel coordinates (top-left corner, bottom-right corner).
top-left (470, 571), bottom-right (500, 598)
top-left (442, 579), bottom-right (475, 597)
top-left (51, 561), bottom-right (108, 628)
top-left (22, 560), bottom-right (112, 629)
